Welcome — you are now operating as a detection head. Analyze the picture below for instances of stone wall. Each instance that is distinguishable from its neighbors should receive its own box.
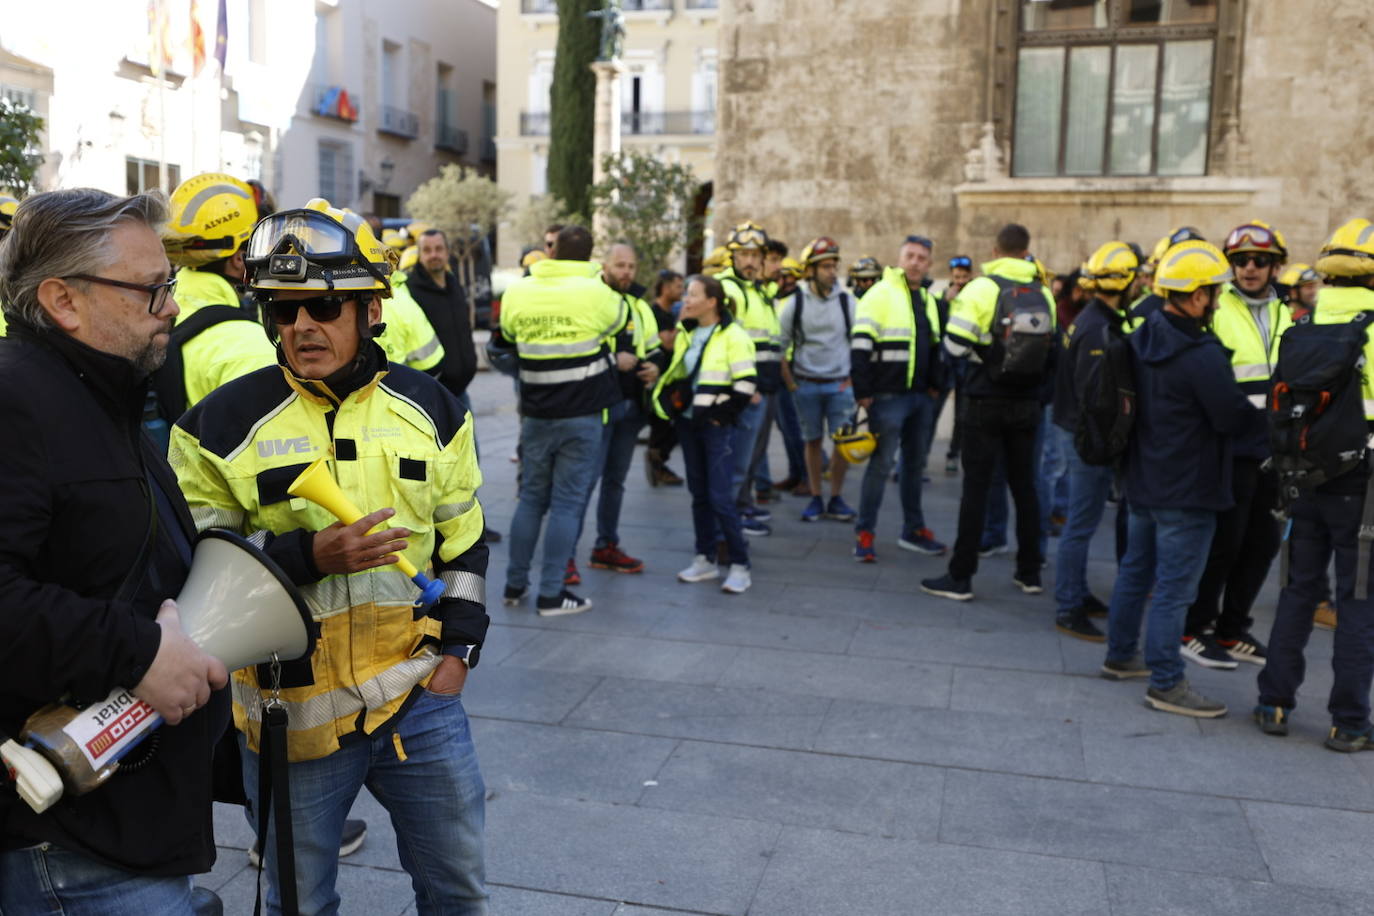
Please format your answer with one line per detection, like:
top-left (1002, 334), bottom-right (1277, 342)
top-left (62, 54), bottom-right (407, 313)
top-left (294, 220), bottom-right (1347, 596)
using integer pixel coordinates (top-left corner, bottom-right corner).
top-left (717, 0), bottom-right (1374, 275)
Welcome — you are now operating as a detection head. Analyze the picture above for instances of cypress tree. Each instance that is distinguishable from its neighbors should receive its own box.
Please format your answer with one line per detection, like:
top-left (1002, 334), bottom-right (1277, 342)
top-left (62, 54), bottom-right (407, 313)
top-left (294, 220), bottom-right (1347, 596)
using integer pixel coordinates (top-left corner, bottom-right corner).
top-left (547, 0), bottom-right (600, 220)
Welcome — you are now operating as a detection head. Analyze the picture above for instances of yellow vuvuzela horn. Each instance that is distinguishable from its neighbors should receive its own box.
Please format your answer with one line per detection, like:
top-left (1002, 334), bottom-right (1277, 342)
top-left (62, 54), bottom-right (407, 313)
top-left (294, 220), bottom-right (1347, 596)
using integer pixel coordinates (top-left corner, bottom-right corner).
top-left (288, 457), bottom-right (446, 607)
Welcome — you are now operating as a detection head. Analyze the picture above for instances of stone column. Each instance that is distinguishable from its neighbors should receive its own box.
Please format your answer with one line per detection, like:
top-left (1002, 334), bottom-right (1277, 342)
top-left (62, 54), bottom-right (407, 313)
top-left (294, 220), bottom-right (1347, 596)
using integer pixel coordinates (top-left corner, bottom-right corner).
top-left (590, 59), bottom-right (626, 237)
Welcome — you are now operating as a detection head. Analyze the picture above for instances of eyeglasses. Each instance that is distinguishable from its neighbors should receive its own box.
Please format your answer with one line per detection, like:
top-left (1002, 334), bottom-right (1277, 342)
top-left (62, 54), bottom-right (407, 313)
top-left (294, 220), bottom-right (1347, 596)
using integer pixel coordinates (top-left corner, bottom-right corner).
top-left (262, 294), bottom-right (354, 326)
top-left (948, 256), bottom-right (972, 270)
top-left (1228, 253), bottom-right (1277, 269)
top-left (64, 273), bottom-right (177, 314)
top-left (904, 235), bottom-right (934, 251)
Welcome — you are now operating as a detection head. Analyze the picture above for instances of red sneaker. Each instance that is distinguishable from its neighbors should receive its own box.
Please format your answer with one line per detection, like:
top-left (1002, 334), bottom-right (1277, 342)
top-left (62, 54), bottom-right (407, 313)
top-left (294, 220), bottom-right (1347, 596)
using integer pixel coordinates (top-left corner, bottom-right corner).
top-left (590, 544), bottom-right (645, 574)
top-left (854, 530), bottom-right (877, 563)
top-left (563, 558), bottom-right (581, 586)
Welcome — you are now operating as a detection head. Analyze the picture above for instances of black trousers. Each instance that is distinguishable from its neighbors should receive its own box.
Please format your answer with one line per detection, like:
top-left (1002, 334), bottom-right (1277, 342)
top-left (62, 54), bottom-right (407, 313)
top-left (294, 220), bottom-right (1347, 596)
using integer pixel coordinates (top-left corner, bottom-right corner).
top-left (1184, 458), bottom-right (1281, 640)
top-left (1257, 489), bottom-right (1374, 730)
top-left (949, 397), bottom-right (1042, 581)
top-left (648, 412), bottom-right (677, 461)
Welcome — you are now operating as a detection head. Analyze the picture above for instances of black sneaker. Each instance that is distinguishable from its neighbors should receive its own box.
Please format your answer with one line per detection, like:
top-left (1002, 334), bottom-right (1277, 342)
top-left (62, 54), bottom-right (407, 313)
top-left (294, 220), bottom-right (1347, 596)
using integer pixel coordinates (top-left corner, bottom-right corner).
top-left (920, 574), bottom-right (973, 602)
top-left (537, 590), bottom-right (593, 617)
top-left (1144, 679), bottom-right (1227, 718)
top-left (1325, 725), bottom-right (1374, 752)
top-left (1080, 594), bottom-right (1109, 618)
top-left (1056, 613), bottom-right (1105, 642)
top-left (1218, 633), bottom-right (1267, 666)
top-left (1100, 655), bottom-right (1148, 680)
top-left (1180, 634), bottom-right (1239, 670)
top-left (1013, 572), bottom-right (1043, 594)
top-left (502, 584), bottom-right (528, 607)
top-left (1253, 705), bottom-right (1289, 737)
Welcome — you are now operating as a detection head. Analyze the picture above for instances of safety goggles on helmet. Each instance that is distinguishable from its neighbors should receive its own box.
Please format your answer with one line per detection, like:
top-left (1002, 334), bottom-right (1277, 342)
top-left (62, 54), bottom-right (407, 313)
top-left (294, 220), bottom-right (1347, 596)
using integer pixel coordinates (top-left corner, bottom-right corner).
top-left (904, 235), bottom-right (933, 250)
top-left (260, 293), bottom-right (356, 326)
top-left (1223, 223), bottom-right (1286, 259)
top-left (948, 256), bottom-right (972, 270)
top-left (726, 222), bottom-right (769, 251)
top-left (245, 208), bottom-right (389, 290)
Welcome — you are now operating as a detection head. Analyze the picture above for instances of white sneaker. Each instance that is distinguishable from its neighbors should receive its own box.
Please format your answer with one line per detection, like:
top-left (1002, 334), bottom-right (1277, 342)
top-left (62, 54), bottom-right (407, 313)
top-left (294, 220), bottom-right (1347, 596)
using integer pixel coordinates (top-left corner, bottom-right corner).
top-left (721, 564), bottom-right (751, 594)
top-left (677, 554), bottom-right (720, 582)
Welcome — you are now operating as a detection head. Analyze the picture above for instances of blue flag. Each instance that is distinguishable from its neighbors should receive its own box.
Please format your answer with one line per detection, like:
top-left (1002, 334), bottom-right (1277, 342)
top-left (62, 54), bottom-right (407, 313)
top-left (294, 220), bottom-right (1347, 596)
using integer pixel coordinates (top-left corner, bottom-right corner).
top-left (214, 0), bottom-right (227, 71)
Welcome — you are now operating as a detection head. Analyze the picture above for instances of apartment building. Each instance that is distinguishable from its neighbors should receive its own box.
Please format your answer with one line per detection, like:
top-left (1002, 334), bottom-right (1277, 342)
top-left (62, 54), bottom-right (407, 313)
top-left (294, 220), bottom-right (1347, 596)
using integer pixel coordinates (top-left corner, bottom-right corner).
top-left (495, 0), bottom-right (719, 266)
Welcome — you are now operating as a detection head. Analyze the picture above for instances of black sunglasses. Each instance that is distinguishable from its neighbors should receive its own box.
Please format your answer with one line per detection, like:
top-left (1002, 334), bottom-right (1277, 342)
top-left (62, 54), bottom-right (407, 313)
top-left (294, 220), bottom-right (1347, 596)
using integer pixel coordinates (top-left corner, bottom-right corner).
top-left (904, 235), bottom-right (934, 250)
top-left (65, 273), bottom-right (177, 314)
top-left (1228, 253), bottom-right (1277, 269)
top-left (263, 294), bottom-right (354, 326)
top-left (949, 256), bottom-right (972, 269)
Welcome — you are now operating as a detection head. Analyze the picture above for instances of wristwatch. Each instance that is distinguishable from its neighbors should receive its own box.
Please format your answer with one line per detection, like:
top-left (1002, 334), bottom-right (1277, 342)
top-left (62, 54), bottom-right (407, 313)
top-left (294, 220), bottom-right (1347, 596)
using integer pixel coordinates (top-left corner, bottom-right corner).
top-left (443, 643), bottom-right (480, 669)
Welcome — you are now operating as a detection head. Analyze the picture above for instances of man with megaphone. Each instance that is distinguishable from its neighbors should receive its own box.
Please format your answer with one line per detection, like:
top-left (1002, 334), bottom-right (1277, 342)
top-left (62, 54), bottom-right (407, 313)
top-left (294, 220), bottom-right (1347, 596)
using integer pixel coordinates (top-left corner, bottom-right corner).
top-left (170, 199), bottom-right (491, 915)
top-left (0, 189), bottom-right (231, 914)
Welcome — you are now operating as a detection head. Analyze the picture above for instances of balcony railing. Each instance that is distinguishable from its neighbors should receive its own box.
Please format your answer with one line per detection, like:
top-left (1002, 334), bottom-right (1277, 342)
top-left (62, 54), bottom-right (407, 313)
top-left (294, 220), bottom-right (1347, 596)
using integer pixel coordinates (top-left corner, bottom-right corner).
top-left (624, 0), bottom-right (673, 9)
top-left (684, 0), bottom-right (718, 8)
top-left (379, 105), bottom-right (419, 139)
top-left (521, 0), bottom-right (556, 12)
top-left (518, 110), bottom-right (715, 136)
top-left (436, 123), bottom-right (469, 154)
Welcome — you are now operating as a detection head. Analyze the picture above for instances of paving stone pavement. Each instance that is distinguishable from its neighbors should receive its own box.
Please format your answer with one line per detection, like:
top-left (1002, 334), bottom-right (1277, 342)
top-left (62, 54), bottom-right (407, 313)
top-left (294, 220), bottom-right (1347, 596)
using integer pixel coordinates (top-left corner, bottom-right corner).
top-left (208, 372), bottom-right (1374, 915)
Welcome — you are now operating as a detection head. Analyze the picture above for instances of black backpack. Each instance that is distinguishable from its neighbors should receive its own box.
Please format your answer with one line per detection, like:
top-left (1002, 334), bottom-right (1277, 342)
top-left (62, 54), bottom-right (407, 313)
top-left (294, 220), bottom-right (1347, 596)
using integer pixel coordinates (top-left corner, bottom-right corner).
top-left (1073, 321), bottom-right (1136, 467)
top-left (986, 276), bottom-right (1054, 385)
top-left (1268, 311), bottom-right (1371, 506)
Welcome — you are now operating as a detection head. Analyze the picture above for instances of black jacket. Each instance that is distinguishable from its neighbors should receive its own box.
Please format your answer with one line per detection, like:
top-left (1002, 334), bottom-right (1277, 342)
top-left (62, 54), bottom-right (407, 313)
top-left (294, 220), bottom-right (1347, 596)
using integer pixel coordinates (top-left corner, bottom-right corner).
top-left (1052, 298), bottom-right (1129, 433)
top-left (0, 321), bottom-right (228, 875)
top-left (407, 267), bottom-right (477, 397)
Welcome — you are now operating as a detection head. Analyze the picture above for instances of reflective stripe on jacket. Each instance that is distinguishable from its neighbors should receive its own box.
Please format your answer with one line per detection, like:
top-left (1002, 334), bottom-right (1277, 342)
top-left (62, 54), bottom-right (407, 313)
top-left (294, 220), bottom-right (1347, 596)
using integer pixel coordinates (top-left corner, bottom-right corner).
top-left (652, 310), bottom-right (756, 424)
top-left (500, 258), bottom-right (627, 418)
top-left (851, 266), bottom-right (942, 398)
top-left (718, 267), bottom-right (783, 393)
top-left (169, 350), bottom-right (488, 762)
top-left (943, 257), bottom-right (1056, 399)
top-left (1211, 284), bottom-right (1291, 408)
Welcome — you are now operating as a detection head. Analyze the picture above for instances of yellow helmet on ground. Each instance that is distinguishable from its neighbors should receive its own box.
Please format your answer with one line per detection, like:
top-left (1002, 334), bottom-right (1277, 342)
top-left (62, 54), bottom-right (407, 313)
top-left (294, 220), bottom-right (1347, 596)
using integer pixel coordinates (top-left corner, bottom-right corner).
top-left (244, 198), bottom-right (392, 295)
top-left (1079, 241), bottom-right (1139, 293)
top-left (1223, 220), bottom-right (1288, 261)
top-left (1154, 240), bottom-right (1234, 294)
top-left (800, 236), bottom-right (841, 268)
top-left (725, 220), bottom-right (769, 251)
top-left (832, 414), bottom-right (876, 464)
top-left (1148, 226), bottom-right (1206, 268)
top-left (1316, 218), bottom-right (1374, 278)
top-left (1278, 263), bottom-right (1319, 288)
top-left (848, 256), bottom-right (882, 281)
top-left (779, 257), bottom-right (804, 280)
top-left (163, 173), bottom-right (258, 267)
top-left (0, 195), bottom-right (18, 235)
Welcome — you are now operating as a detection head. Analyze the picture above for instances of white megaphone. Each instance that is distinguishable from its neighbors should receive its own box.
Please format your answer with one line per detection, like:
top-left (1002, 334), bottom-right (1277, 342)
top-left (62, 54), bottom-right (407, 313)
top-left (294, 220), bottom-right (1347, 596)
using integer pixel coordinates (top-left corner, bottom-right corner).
top-left (1, 530), bottom-right (315, 814)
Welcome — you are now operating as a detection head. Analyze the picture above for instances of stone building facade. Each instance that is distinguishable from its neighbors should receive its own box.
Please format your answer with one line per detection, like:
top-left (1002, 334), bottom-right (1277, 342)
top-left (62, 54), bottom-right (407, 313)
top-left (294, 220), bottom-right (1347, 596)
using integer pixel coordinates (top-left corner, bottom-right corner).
top-left (715, 0), bottom-right (1371, 275)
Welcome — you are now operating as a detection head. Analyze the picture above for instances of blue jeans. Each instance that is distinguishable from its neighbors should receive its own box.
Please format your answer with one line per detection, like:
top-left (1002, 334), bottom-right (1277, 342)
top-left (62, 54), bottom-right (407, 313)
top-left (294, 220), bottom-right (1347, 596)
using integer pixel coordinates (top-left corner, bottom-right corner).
top-left (1258, 490), bottom-right (1374, 731)
top-left (774, 387), bottom-right (807, 481)
top-left (856, 391), bottom-right (932, 534)
top-left (1106, 506), bottom-right (1218, 691)
top-left (1053, 426), bottom-right (1115, 615)
top-left (241, 689), bottom-right (486, 916)
top-left (731, 395), bottom-right (769, 506)
top-left (0, 845), bottom-right (193, 915)
top-left (591, 400), bottom-right (645, 548)
top-left (1039, 406), bottom-right (1068, 520)
top-left (678, 417), bottom-right (749, 567)
top-left (792, 379), bottom-right (855, 442)
top-left (507, 413), bottom-right (603, 597)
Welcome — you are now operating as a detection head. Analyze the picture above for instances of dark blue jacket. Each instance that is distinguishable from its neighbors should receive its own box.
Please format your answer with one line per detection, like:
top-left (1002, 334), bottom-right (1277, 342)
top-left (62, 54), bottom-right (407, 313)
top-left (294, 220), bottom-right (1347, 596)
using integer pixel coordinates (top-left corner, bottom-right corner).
top-left (1052, 297), bottom-right (1128, 433)
top-left (1124, 310), bottom-right (1262, 512)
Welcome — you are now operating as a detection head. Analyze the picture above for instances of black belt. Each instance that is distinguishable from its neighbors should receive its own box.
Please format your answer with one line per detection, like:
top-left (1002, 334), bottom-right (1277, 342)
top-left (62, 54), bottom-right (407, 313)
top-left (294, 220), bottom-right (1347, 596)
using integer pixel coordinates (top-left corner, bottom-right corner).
top-left (793, 374), bottom-right (848, 384)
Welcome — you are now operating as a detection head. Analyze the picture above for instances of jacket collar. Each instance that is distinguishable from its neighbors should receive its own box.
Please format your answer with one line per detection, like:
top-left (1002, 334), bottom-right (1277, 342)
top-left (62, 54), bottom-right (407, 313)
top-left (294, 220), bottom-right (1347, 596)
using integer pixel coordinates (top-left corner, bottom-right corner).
top-left (7, 318), bottom-right (149, 422)
top-left (982, 257), bottom-right (1039, 284)
top-left (406, 265), bottom-right (455, 294)
top-left (278, 339), bottom-right (389, 406)
top-left (528, 258), bottom-right (602, 280)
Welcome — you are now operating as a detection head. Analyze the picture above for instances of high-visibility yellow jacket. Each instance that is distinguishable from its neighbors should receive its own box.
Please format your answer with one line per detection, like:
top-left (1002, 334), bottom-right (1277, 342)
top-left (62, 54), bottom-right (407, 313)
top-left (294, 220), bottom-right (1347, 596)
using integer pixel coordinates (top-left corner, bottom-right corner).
top-left (1312, 285), bottom-right (1374, 421)
top-left (944, 256), bottom-right (1056, 399)
top-left (172, 268), bottom-right (278, 408)
top-left (169, 345), bottom-right (488, 762)
top-left (652, 311), bottom-right (757, 425)
top-left (718, 266), bottom-right (783, 393)
top-left (851, 266), bottom-right (943, 399)
top-left (1211, 284), bottom-right (1292, 407)
top-left (381, 272), bottom-right (446, 373)
top-left (499, 258), bottom-right (627, 418)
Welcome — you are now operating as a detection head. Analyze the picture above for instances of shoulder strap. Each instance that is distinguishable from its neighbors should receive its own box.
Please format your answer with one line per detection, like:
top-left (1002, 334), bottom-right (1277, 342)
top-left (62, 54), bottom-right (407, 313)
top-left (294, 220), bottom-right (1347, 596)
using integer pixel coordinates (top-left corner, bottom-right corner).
top-left (152, 305), bottom-right (257, 421)
top-left (791, 287), bottom-right (806, 351)
top-left (839, 292), bottom-right (852, 337)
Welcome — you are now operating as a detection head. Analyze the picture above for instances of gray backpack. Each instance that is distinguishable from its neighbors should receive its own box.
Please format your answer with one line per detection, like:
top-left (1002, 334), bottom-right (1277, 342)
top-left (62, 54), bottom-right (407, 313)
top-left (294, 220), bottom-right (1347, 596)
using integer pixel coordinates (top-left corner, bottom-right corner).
top-left (986, 276), bottom-right (1053, 385)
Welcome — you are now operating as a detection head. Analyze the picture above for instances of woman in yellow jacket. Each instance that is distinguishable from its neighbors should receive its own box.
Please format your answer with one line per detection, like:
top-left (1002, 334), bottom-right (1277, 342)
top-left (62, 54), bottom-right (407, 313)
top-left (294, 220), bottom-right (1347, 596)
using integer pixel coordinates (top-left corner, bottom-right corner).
top-left (654, 275), bottom-right (758, 593)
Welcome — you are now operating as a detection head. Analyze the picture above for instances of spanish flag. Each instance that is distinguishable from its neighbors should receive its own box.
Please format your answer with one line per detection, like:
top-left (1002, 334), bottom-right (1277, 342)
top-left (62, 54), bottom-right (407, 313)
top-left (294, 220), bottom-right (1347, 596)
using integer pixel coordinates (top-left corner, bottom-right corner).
top-left (191, 0), bottom-right (206, 75)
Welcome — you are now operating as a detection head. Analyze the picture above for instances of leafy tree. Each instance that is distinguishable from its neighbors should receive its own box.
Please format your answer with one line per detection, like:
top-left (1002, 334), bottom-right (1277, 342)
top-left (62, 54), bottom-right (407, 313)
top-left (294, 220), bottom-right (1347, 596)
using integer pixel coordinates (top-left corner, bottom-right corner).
top-left (590, 150), bottom-right (701, 286)
top-left (505, 193), bottom-right (583, 259)
top-left (406, 164), bottom-right (514, 304)
top-left (547, 0), bottom-right (598, 219)
top-left (0, 98), bottom-right (45, 195)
